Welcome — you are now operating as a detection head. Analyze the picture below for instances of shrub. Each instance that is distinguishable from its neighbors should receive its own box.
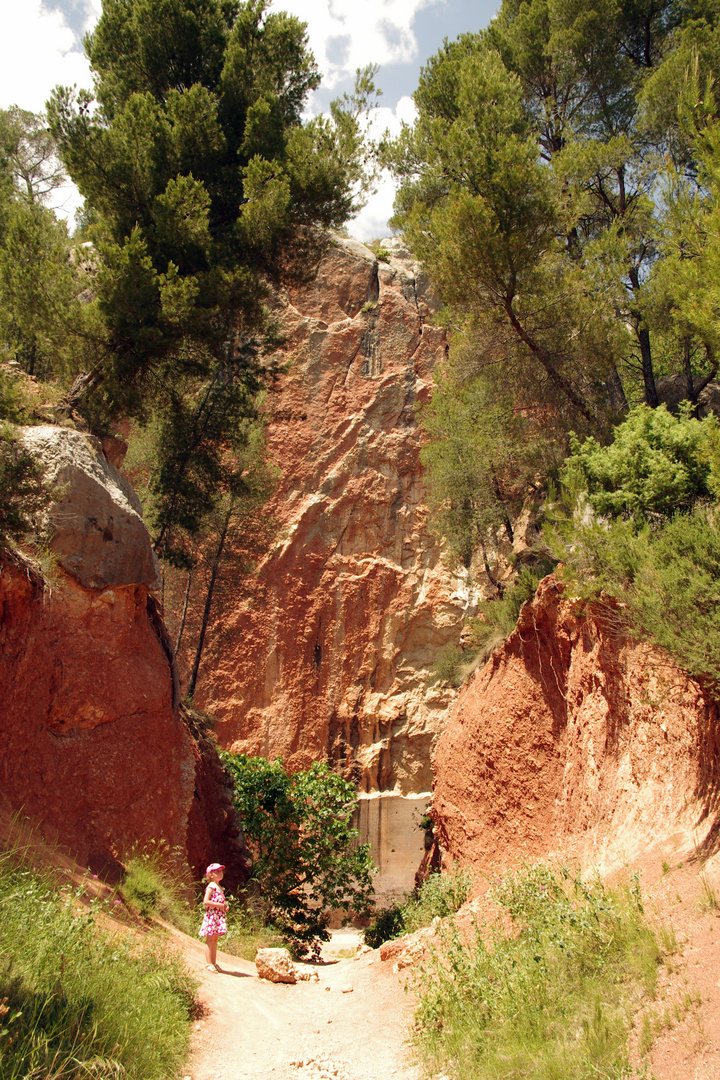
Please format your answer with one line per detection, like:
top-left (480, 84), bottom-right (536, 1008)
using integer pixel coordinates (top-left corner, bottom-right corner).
top-left (402, 866), bottom-right (473, 934)
top-left (413, 864), bottom-right (661, 1080)
top-left (627, 507), bottom-right (720, 689)
top-left (549, 405), bottom-right (720, 687)
top-left (222, 754), bottom-right (375, 959)
top-left (221, 893), bottom-right (285, 959)
top-left (364, 904), bottom-right (406, 949)
top-left (0, 847), bottom-right (196, 1080)
top-left (563, 403), bottom-right (720, 522)
top-left (363, 866), bottom-right (472, 948)
top-left (0, 422), bottom-right (51, 549)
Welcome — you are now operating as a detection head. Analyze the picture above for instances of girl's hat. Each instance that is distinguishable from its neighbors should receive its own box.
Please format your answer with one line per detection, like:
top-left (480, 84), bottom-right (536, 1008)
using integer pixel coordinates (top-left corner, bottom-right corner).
top-left (206, 863), bottom-right (225, 874)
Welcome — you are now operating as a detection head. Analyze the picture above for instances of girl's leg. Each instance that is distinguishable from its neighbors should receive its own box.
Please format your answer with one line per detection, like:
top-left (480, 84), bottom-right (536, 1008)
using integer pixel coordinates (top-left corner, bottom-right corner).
top-left (205, 934), bottom-right (218, 967)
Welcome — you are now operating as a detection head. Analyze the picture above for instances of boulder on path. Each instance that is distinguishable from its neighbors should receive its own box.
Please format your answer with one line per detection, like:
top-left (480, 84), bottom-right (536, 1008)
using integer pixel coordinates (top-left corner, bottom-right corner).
top-left (255, 947), bottom-right (298, 984)
top-left (21, 425), bottom-right (160, 591)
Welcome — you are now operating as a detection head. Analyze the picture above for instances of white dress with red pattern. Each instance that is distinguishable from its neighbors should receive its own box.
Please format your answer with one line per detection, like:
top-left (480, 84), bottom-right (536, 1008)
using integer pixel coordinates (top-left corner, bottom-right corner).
top-left (199, 882), bottom-right (227, 938)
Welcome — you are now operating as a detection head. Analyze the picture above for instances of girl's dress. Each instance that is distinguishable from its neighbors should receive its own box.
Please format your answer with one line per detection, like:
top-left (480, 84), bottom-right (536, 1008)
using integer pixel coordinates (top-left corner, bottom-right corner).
top-left (199, 883), bottom-right (227, 938)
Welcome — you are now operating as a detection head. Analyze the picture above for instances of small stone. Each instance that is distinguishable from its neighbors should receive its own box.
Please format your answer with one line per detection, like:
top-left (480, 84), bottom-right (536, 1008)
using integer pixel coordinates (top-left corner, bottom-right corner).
top-left (325, 985), bottom-right (331, 991)
top-left (341, 984), bottom-right (353, 993)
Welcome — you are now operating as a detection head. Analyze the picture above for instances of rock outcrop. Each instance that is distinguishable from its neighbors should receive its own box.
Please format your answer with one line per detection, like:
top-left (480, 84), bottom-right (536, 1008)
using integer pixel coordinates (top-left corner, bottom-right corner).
top-left (22, 425), bottom-right (160, 591)
top-left (432, 575), bottom-right (720, 877)
top-left (0, 427), bottom-right (249, 888)
top-left (193, 236), bottom-right (475, 798)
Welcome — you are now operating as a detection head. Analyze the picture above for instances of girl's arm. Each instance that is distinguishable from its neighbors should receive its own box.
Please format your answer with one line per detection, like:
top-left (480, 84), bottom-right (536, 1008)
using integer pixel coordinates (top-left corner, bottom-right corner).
top-left (203, 885), bottom-right (227, 910)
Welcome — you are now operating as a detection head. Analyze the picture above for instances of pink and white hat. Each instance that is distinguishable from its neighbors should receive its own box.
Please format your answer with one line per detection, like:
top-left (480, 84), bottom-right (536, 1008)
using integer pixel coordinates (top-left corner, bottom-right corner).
top-left (206, 863), bottom-right (225, 874)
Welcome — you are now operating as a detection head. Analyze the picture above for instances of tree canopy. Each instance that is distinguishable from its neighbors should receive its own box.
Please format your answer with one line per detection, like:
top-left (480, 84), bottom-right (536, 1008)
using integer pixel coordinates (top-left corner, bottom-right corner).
top-left (386, 0), bottom-right (720, 580)
top-left (48, 0), bottom-right (375, 427)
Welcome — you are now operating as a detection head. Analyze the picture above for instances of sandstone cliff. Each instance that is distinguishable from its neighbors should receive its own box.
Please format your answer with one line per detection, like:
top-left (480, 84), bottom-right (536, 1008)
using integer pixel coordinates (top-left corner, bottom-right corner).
top-left (433, 575), bottom-right (720, 877)
top-left (193, 236), bottom-right (475, 798)
top-left (0, 427), bottom-right (249, 887)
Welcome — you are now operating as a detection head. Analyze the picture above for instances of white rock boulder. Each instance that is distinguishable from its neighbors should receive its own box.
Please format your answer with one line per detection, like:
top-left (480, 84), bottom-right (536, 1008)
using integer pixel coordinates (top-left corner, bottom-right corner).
top-left (255, 947), bottom-right (298, 984)
top-left (21, 425), bottom-right (160, 591)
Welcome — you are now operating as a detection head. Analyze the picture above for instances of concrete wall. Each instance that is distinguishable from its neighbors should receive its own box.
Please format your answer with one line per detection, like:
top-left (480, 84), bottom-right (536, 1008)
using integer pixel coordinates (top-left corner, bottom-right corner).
top-left (356, 791), bottom-right (431, 904)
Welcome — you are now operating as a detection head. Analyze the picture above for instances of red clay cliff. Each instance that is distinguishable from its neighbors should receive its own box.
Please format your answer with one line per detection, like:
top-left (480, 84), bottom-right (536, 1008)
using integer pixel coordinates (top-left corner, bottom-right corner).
top-left (432, 575), bottom-right (720, 877)
top-left (0, 427), bottom-right (249, 887)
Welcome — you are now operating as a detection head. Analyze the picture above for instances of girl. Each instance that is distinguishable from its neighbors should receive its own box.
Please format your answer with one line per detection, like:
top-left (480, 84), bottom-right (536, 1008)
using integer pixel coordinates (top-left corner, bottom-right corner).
top-left (199, 862), bottom-right (227, 972)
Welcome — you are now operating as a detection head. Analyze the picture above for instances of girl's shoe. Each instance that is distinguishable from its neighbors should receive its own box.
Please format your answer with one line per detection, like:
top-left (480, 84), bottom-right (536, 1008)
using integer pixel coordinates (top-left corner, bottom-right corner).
top-left (206, 964), bottom-right (218, 972)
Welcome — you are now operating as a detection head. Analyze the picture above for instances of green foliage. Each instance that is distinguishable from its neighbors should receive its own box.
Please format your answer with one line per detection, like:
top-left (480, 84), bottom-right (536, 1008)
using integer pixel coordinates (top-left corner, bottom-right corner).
top-left (48, 0), bottom-right (377, 426)
top-left (413, 863), bottom-right (661, 1080)
top-left (624, 507), bottom-right (720, 689)
top-left (0, 422), bottom-right (52, 549)
top-left (363, 866), bottom-right (472, 948)
top-left (420, 371), bottom-right (554, 570)
top-left (221, 893), bottom-right (285, 959)
top-left (564, 404), bottom-right (720, 521)
top-left (384, 0), bottom-right (720, 577)
top-left (403, 866), bottom-right (473, 935)
top-left (550, 406), bottom-right (720, 688)
top-left (120, 849), bottom-right (194, 933)
top-left (221, 753), bottom-right (375, 958)
top-left (364, 904), bottom-right (405, 949)
top-left (0, 109), bottom-right (76, 381)
top-left (0, 846), bottom-right (196, 1080)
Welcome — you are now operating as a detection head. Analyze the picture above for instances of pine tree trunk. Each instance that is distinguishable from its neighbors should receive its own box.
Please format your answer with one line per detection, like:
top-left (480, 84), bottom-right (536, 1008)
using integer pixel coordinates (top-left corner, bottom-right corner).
top-left (187, 504), bottom-right (232, 699)
top-left (174, 563), bottom-right (193, 656)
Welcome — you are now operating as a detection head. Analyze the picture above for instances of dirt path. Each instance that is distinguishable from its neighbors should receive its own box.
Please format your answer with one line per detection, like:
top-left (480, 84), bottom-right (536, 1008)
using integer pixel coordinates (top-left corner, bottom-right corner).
top-left (178, 861), bottom-right (720, 1080)
top-left (179, 934), bottom-right (423, 1080)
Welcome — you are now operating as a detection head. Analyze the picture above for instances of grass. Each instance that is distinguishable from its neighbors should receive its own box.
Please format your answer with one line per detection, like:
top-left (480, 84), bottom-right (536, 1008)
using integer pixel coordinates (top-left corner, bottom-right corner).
top-left (412, 863), bottom-right (663, 1080)
top-left (0, 844), bottom-right (197, 1080)
top-left (364, 865), bottom-right (473, 949)
top-left (698, 872), bottom-right (719, 912)
top-left (120, 848), bottom-right (195, 934)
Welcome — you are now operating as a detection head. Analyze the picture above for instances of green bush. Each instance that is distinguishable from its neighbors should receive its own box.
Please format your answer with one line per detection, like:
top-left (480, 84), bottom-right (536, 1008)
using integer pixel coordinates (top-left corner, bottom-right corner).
top-left (628, 507), bottom-right (720, 689)
top-left (364, 905), bottom-right (406, 949)
top-left (0, 848), bottom-right (195, 1080)
top-left (413, 863), bottom-right (661, 1080)
top-left (221, 893), bottom-right (285, 960)
top-left (563, 403), bottom-right (720, 522)
top-left (0, 422), bottom-right (51, 549)
top-left (363, 866), bottom-right (472, 949)
top-left (549, 406), bottom-right (720, 688)
top-left (403, 866), bottom-right (473, 934)
top-left (222, 754), bottom-right (375, 959)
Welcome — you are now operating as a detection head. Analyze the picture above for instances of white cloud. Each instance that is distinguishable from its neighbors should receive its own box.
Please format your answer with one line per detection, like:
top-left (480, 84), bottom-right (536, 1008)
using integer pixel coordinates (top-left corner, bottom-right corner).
top-left (271, 0), bottom-right (433, 88)
top-left (0, 1), bottom-right (94, 114)
top-left (350, 95), bottom-right (417, 241)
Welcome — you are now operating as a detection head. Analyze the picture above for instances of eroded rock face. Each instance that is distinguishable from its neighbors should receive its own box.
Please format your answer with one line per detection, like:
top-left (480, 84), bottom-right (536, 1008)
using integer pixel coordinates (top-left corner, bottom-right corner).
top-left (21, 425), bottom-right (160, 591)
top-left (433, 576), bottom-right (720, 877)
top-left (0, 431), bottom-right (249, 888)
top-left (195, 235), bottom-right (474, 795)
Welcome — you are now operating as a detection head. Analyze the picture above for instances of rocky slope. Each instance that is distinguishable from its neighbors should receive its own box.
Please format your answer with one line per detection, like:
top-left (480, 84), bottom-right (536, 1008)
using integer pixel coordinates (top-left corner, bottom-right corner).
top-left (0, 427), bottom-right (248, 886)
top-left (432, 575), bottom-right (720, 877)
top-left (194, 236), bottom-right (475, 798)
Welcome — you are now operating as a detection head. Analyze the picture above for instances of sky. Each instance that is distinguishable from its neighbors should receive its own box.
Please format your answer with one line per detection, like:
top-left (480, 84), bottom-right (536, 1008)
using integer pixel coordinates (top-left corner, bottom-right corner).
top-left (0, 0), bottom-right (500, 239)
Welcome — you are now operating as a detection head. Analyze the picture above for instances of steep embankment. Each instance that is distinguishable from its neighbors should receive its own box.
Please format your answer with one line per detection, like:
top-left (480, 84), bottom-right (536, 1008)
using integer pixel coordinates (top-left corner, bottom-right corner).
top-left (193, 235), bottom-right (474, 800)
top-left (0, 426), bottom-right (248, 886)
top-left (433, 575), bottom-right (720, 877)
